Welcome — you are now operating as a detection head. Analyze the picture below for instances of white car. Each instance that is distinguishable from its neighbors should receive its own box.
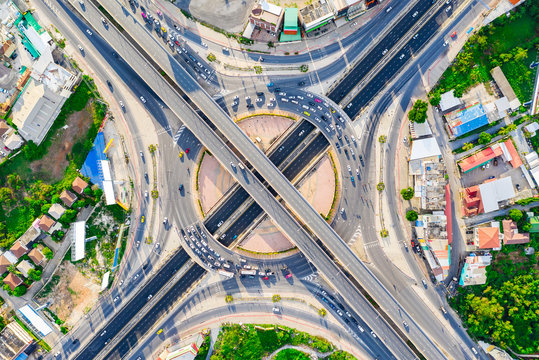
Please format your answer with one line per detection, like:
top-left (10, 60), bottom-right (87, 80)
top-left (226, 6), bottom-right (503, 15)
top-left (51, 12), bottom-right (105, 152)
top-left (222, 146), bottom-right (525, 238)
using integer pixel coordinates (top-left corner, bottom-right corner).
top-left (78, 45), bottom-right (84, 52)
top-left (140, 96), bottom-right (147, 103)
top-left (86, 29), bottom-right (92, 35)
top-left (382, 49), bottom-right (388, 55)
top-left (347, 164), bottom-right (351, 172)
top-left (113, 296), bottom-right (119, 302)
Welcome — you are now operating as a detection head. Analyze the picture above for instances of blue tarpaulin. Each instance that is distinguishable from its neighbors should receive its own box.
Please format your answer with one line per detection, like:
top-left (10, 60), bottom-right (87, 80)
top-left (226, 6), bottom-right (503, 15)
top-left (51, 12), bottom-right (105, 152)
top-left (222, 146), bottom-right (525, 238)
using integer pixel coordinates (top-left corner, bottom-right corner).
top-left (80, 132), bottom-right (108, 188)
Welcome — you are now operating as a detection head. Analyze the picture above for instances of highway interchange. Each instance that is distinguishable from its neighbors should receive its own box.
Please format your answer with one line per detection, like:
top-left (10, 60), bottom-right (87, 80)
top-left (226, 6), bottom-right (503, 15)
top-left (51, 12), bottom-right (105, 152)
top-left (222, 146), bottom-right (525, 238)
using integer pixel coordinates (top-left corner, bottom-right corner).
top-left (36, 0), bottom-right (492, 358)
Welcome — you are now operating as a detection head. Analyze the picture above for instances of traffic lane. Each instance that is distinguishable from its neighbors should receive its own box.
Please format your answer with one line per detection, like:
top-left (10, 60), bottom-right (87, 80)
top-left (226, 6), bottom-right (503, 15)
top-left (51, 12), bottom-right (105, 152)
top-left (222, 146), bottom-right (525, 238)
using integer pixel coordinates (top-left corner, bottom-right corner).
top-left (219, 134), bottom-right (329, 243)
top-left (103, 264), bottom-right (206, 360)
top-left (344, 7), bottom-right (443, 117)
top-left (80, 2), bottom-right (419, 357)
top-left (328, 0), bottom-right (434, 102)
top-left (72, 250), bottom-right (191, 360)
top-left (204, 120), bottom-right (315, 233)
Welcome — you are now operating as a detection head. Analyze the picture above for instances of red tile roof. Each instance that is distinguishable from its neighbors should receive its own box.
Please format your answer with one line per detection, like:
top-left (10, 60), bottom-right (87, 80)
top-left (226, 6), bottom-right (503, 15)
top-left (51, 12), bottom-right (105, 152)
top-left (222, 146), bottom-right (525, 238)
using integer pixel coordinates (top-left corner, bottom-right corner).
top-left (504, 139), bottom-right (522, 168)
top-left (60, 189), bottom-right (77, 207)
top-left (502, 219), bottom-right (529, 245)
top-left (459, 145), bottom-right (503, 173)
top-left (477, 227), bottom-right (500, 249)
top-left (28, 248), bottom-right (45, 265)
top-left (72, 177), bottom-right (88, 195)
top-left (9, 241), bottom-right (29, 259)
top-left (0, 255), bottom-right (11, 275)
top-left (3, 272), bottom-right (22, 291)
top-left (38, 215), bottom-right (56, 232)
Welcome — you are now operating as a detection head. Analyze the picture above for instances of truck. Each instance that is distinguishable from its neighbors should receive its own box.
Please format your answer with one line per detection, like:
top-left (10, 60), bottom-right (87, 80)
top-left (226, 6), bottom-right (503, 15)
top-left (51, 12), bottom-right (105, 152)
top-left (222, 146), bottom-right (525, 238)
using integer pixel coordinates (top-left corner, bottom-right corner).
top-left (240, 269), bottom-right (257, 276)
top-left (218, 269), bottom-right (234, 278)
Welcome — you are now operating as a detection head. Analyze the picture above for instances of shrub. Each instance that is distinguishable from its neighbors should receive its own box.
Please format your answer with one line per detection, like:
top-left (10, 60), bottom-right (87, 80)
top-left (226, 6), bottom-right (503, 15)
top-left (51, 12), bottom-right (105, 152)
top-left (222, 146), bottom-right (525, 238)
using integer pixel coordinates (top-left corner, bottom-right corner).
top-left (42, 247), bottom-right (53, 260)
top-left (400, 187), bottom-right (414, 200)
top-left (13, 286), bottom-right (27, 297)
top-left (477, 132), bottom-right (493, 145)
top-left (462, 142), bottom-right (474, 151)
top-left (272, 294), bottom-right (281, 302)
top-left (376, 182), bottom-right (385, 191)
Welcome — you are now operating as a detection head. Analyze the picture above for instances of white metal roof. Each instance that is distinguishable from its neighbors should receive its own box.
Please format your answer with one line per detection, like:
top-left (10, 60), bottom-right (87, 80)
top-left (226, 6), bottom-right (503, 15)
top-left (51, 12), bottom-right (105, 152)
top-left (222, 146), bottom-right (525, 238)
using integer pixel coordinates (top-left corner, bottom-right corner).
top-left (101, 271), bottom-right (110, 291)
top-left (19, 305), bottom-right (52, 336)
top-left (71, 221), bottom-right (86, 261)
top-left (410, 121), bottom-right (432, 139)
top-left (100, 160), bottom-right (112, 181)
top-left (260, 0), bottom-right (282, 16)
top-left (410, 137), bottom-right (441, 160)
top-left (478, 177), bottom-right (515, 213)
top-left (103, 180), bottom-right (116, 205)
top-left (440, 90), bottom-right (461, 112)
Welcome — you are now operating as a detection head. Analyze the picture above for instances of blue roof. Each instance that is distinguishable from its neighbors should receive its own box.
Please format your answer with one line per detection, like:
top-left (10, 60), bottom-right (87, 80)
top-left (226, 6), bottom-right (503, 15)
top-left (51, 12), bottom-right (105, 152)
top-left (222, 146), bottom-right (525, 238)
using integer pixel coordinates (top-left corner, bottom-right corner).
top-left (80, 132), bottom-right (108, 187)
top-left (452, 104), bottom-right (489, 136)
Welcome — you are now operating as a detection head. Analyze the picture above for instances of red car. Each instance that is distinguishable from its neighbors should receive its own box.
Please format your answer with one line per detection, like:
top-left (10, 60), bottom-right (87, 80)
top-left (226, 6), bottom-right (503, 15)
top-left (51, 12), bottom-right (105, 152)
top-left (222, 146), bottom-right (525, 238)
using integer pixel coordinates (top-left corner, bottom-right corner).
top-left (185, 148), bottom-right (190, 154)
top-left (262, 276), bottom-right (269, 280)
top-left (450, 31), bottom-right (457, 38)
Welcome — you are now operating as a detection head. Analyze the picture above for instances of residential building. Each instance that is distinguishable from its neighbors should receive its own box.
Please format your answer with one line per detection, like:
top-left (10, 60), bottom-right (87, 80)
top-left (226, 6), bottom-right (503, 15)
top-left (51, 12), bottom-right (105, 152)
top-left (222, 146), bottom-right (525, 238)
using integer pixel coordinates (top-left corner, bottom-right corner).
top-left (0, 321), bottom-right (34, 360)
top-left (17, 225), bottom-right (40, 247)
top-left (409, 136), bottom-right (442, 162)
top-left (248, 0), bottom-right (283, 33)
top-left (0, 121), bottom-right (12, 137)
top-left (60, 189), bottom-right (77, 208)
top-left (3, 272), bottom-right (22, 291)
top-left (37, 214), bottom-right (56, 233)
top-left (439, 89), bottom-right (462, 113)
top-left (473, 223), bottom-right (502, 250)
top-left (524, 151), bottom-right (539, 188)
top-left (72, 176), bottom-right (88, 195)
top-left (28, 248), bottom-right (45, 266)
top-left (502, 219), bottom-right (530, 245)
top-left (462, 177), bottom-right (516, 216)
top-left (16, 260), bottom-right (35, 278)
top-left (4, 133), bottom-right (23, 150)
top-left (299, 0), bottom-right (335, 33)
top-left (459, 253), bottom-right (492, 286)
top-left (458, 139), bottom-right (522, 173)
top-left (9, 241), bottom-right (29, 259)
top-left (415, 212), bottom-right (451, 281)
top-left (0, 40), bottom-right (16, 59)
top-left (524, 122), bottom-right (539, 137)
top-left (48, 203), bottom-right (66, 220)
top-left (17, 305), bottom-right (53, 337)
top-left (332, 0), bottom-right (366, 20)
top-left (490, 66), bottom-right (521, 110)
top-left (10, 78), bottom-right (67, 145)
top-left (0, 252), bottom-right (17, 275)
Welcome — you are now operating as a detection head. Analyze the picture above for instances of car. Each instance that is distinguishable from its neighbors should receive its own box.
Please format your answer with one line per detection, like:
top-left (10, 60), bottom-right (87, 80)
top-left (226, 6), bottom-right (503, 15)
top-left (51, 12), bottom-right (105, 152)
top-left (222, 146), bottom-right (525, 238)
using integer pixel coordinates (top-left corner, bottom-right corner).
top-left (217, 221), bottom-right (224, 227)
top-left (144, 190), bottom-right (149, 198)
top-left (422, 279), bottom-right (428, 288)
top-left (399, 53), bottom-right (405, 60)
top-left (119, 101), bottom-right (125, 110)
top-left (382, 48), bottom-right (388, 55)
top-left (140, 96), bottom-right (147, 103)
top-left (185, 148), bottom-right (190, 154)
top-left (148, 294), bottom-right (153, 300)
top-left (101, 17), bottom-right (107, 24)
top-left (451, 31), bottom-right (457, 38)
top-left (359, 155), bottom-right (364, 166)
top-left (440, 306), bottom-right (448, 315)
top-left (314, 98), bottom-right (321, 103)
top-left (446, 6), bottom-right (451, 12)
top-left (263, 276), bottom-right (269, 280)
top-left (100, 330), bottom-right (107, 337)
top-left (370, 331), bottom-right (377, 338)
top-left (347, 164), bottom-right (351, 172)
top-left (136, 240), bottom-right (140, 248)
top-left (516, 183), bottom-right (521, 191)
top-left (104, 338), bottom-right (111, 345)
top-left (78, 45), bottom-right (84, 52)
top-left (86, 29), bottom-right (92, 35)
top-left (113, 296), bottom-right (119, 302)
top-left (356, 169), bottom-right (359, 176)
top-left (386, 6), bottom-right (392, 12)
top-left (298, 81), bottom-right (305, 86)
top-left (412, 11), bottom-right (418, 17)
top-left (304, 111), bottom-right (310, 116)
top-left (471, 347), bottom-right (478, 355)
top-left (140, 216), bottom-right (145, 223)
top-left (403, 321), bottom-right (409, 328)
top-left (357, 325), bottom-right (364, 332)
top-left (179, 184), bottom-right (184, 192)
top-left (119, 279), bottom-right (124, 287)
top-left (163, 217), bottom-right (168, 224)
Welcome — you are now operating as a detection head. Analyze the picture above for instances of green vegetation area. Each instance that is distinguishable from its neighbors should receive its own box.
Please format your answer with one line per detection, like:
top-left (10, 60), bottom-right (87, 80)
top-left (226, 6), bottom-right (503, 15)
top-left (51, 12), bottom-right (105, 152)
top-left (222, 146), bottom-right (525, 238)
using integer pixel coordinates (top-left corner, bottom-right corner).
top-left (429, 1), bottom-right (539, 105)
top-left (0, 77), bottom-right (104, 249)
top-left (408, 100), bottom-right (428, 123)
top-left (451, 208), bottom-right (539, 353)
top-left (209, 323), bottom-right (352, 360)
top-left (194, 333), bottom-right (211, 360)
top-left (274, 349), bottom-right (310, 360)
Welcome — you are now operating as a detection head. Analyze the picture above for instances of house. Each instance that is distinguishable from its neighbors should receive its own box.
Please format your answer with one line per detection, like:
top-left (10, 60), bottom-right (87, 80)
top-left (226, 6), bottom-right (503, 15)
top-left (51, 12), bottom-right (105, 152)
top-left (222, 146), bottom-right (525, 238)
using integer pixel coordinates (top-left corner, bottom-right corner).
top-left (459, 253), bottom-right (492, 286)
top-left (502, 219), bottom-right (530, 245)
top-left (4, 132), bottom-right (24, 150)
top-left (474, 223), bottom-right (501, 250)
top-left (299, 0), bottom-right (335, 33)
top-left (28, 248), bottom-right (45, 266)
top-left (10, 78), bottom-right (67, 145)
top-left (17, 225), bottom-right (41, 247)
top-left (72, 176), bottom-right (88, 195)
top-left (16, 260), bottom-right (35, 278)
top-left (60, 189), bottom-right (77, 207)
top-left (48, 203), bottom-right (66, 220)
top-left (462, 177), bottom-right (516, 216)
top-left (0, 253), bottom-right (15, 274)
top-left (3, 272), bottom-right (23, 291)
top-left (0, 321), bottom-right (34, 360)
top-left (529, 216), bottom-right (539, 233)
top-left (439, 90), bottom-right (462, 113)
top-left (280, 8), bottom-right (301, 42)
top-left (0, 40), bottom-right (16, 58)
top-left (0, 121), bottom-right (12, 137)
top-left (491, 66), bottom-right (521, 110)
top-left (10, 240), bottom-right (29, 259)
top-left (38, 214), bottom-right (56, 233)
top-left (248, 0), bottom-right (283, 34)
top-left (524, 122), bottom-right (539, 137)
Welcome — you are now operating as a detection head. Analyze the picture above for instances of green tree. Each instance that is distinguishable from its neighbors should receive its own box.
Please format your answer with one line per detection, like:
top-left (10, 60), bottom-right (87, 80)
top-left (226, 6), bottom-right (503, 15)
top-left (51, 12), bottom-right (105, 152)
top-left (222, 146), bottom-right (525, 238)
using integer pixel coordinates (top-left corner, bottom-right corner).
top-left (13, 286), bottom-right (27, 297)
top-left (462, 142), bottom-right (474, 151)
top-left (408, 100), bottom-right (428, 123)
top-left (406, 210), bottom-right (418, 222)
top-left (400, 187), bottom-right (414, 200)
top-left (0, 187), bottom-right (14, 207)
top-left (59, 209), bottom-right (77, 225)
top-left (429, 92), bottom-right (441, 106)
top-left (42, 247), bottom-right (54, 260)
top-left (508, 209), bottom-right (523, 222)
top-left (513, 47), bottom-right (528, 62)
top-left (478, 132), bottom-right (493, 145)
top-left (27, 268), bottom-right (42, 282)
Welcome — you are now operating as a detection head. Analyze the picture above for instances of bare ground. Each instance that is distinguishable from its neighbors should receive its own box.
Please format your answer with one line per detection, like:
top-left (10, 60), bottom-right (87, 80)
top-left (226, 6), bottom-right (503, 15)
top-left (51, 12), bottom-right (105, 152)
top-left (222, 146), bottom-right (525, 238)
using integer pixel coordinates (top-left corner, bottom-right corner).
top-left (30, 103), bottom-right (94, 182)
top-left (39, 261), bottom-right (100, 327)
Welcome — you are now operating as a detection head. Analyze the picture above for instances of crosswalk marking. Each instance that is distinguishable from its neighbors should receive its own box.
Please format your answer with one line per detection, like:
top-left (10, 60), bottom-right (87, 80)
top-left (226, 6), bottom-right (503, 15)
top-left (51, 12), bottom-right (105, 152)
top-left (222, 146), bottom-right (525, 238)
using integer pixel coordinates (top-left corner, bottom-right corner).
top-left (173, 125), bottom-right (186, 144)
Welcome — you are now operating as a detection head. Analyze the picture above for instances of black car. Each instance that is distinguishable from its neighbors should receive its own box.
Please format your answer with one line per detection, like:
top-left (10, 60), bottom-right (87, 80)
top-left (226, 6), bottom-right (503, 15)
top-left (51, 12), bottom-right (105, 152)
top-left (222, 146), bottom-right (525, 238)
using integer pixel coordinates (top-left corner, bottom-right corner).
top-left (256, 92), bottom-right (264, 96)
top-left (359, 155), bottom-right (365, 167)
top-left (179, 184), bottom-right (184, 191)
top-left (106, 80), bottom-right (113, 91)
top-left (274, 87), bottom-right (281, 92)
top-left (309, 101), bottom-right (315, 106)
top-left (321, 115), bottom-right (327, 121)
top-left (298, 81), bottom-right (305, 86)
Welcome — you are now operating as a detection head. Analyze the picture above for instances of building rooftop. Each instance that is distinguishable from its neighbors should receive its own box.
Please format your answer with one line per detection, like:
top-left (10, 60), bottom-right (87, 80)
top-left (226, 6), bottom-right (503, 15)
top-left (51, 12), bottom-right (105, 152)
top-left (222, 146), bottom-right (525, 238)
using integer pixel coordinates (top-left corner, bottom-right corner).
top-left (0, 321), bottom-right (33, 360)
top-left (72, 221), bottom-right (86, 262)
top-left (299, 0), bottom-right (335, 31)
top-left (502, 219), bottom-right (530, 245)
top-left (459, 254), bottom-right (492, 286)
top-left (410, 137), bottom-right (441, 161)
top-left (459, 139), bottom-right (521, 173)
top-left (3, 272), bottom-right (23, 291)
top-left (446, 102), bottom-right (489, 137)
top-left (477, 226), bottom-right (501, 249)
top-left (17, 225), bottom-right (41, 247)
top-left (9, 241), bottom-right (29, 259)
top-left (478, 177), bottom-right (515, 213)
top-left (439, 89), bottom-right (462, 113)
top-left (38, 214), bottom-right (56, 233)
top-left (72, 176), bottom-right (88, 195)
top-left (48, 203), bottom-right (66, 220)
top-left (529, 216), bottom-right (539, 233)
top-left (28, 248), bottom-right (44, 266)
top-left (491, 66), bottom-right (521, 109)
top-left (60, 189), bottom-right (77, 207)
top-left (16, 260), bottom-right (35, 278)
